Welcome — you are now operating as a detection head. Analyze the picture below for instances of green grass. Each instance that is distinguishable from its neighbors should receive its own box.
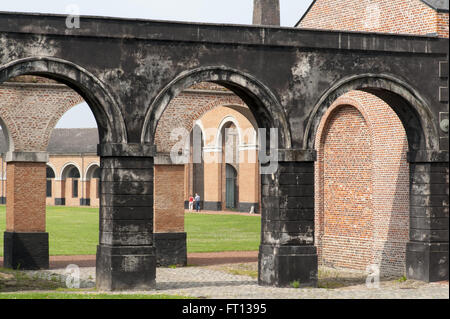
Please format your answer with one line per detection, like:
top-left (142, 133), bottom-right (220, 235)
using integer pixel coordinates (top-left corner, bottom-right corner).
top-left (0, 292), bottom-right (192, 299)
top-left (0, 206), bottom-right (260, 256)
top-left (185, 213), bottom-right (260, 253)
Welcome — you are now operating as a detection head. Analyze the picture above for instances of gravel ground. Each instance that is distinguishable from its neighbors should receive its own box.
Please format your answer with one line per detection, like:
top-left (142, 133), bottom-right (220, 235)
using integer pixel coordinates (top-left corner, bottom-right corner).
top-left (24, 264), bottom-right (449, 299)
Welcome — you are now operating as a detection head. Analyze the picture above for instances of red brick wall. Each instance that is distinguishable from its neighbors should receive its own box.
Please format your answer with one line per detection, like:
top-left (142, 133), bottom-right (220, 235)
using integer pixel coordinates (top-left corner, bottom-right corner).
top-left (315, 91), bottom-right (409, 276)
top-left (299, 0), bottom-right (449, 38)
top-left (0, 77), bottom-right (84, 152)
top-left (154, 165), bottom-right (185, 233)
top-left (6, 162), bottom-right (46, 232)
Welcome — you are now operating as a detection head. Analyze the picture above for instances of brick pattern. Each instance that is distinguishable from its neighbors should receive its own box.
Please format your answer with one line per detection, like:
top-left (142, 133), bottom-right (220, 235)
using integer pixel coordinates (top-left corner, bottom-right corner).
top-left (154, 86), bottom-right (244, 153)
top-left (0, 77), bottom-right (84, 152)
top-left (299, 0), bottom-right (449, 38)
top-left (315, 91), bottom-right (409, 276)
top-left (154, 165), bottom-right (185, 233)
top-left (6, 162), bottom-right (46, 232)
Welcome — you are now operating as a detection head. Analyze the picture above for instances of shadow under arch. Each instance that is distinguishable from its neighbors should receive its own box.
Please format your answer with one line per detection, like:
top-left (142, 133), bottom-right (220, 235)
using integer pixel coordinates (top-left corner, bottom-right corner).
top-left (304, 73), bottom-right (439, 152)
top-left (141, 66), bottom-right (292, 149)
top-left (0, 56), bottom-right (127, 144)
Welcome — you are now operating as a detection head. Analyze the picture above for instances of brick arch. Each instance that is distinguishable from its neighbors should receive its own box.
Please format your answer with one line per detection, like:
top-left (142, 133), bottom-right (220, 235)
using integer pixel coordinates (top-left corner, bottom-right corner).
top-left (85, 163), bottom-right (100, 181)
top-left (305, 73), bottom-right (438, 152)
top-left (315, 91), bottom-right (409, 276)
top-left (60, 162), bottom-right (82, 180)
top-left (153, 90), bottom-right (245, 153)
top-left (0, 56), bottom-right (127, 147)
top-left (142, 66), bottom-right (291, 149)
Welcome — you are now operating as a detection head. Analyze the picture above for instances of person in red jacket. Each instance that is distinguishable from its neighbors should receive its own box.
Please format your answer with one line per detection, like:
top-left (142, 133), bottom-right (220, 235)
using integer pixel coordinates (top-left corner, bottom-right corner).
top-left (188, 195), bottom-right (194, 211)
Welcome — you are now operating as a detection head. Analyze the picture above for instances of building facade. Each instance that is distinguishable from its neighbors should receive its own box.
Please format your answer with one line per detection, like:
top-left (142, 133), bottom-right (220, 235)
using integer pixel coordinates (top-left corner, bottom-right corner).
top-left (298, 0), bottom-right (449, 276)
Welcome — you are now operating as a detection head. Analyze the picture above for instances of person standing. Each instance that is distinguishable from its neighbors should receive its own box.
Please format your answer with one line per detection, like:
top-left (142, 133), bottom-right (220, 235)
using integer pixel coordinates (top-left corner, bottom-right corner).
top-left (194, 193), bottom-right (201, 212)
top-left (188, 195), bottom-right (194, 211)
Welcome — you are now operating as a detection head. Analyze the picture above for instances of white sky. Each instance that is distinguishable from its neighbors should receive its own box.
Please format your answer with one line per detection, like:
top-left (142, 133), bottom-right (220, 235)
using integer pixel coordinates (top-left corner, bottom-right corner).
top-left (0, 0), bottom-right (314, 128)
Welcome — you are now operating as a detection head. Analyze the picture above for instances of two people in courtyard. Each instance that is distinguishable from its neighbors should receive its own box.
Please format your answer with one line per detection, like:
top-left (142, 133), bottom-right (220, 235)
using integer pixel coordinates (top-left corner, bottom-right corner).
top-left (188, 193), bottom-right (201, 212)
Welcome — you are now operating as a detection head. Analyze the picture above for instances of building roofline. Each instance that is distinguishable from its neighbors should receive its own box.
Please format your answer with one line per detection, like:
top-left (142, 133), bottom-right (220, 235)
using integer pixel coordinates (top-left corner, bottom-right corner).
top-left (421, 0), bottom-right (449, 12)
top-left (294, 0), bottom-right (317, 27)
top-left (295, 0), bottom-right (448, 28)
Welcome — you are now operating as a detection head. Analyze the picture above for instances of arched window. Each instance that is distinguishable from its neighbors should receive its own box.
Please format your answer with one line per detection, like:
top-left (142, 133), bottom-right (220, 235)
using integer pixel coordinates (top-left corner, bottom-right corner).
top-left (62, 165), bottom-right (81, 198)
top-left (46, 165), bottom-right (56, 198)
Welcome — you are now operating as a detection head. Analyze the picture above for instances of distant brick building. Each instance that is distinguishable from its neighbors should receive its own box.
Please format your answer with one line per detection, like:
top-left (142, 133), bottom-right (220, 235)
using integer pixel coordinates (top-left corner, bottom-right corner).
top-left (1, 129), bottom-right (100, 207)
top-left (298, 0), bottom-right (448, 276)
top-left (296, 0), bottom-right (449, 38)
top-left (0, 81), bottom-right (260, 215)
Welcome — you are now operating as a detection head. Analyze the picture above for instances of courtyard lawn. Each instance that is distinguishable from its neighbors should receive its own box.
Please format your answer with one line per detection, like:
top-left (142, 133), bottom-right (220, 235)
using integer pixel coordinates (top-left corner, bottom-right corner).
top-left (0, 206), bottom-right (260, 256)
top-left (185, 212), bottom-right (261, 253)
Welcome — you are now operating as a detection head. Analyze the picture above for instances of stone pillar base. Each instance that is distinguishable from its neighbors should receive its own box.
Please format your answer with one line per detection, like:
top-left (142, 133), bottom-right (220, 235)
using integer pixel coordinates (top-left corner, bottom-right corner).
top-left (0, 197), bottom-right (5, 204)
top-left (258, 245), bottom-right (318, 287)
top-left (3, 231), bottom-right (49, 270)
top-left (406, 242), bottom-right (449, 282)
top-left (96, 244), bottom-right (156, 291)
top-left (154, 232), bottom-right (187, 267)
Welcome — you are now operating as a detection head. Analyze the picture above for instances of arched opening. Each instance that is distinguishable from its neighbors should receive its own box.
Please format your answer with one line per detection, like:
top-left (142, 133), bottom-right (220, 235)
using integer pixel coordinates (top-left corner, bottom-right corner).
top-left (221, 122), bottom-right (239, 210)
top-left (85, 164), bottom-right (101, 207)
top-left (46, 165), bottom-right (56, 199)
top-left (151, 73), bottom-right (276, 269)
top-left (0, 57), bottom-right (121, 271)
top-left (313, 86), bottom-right (414, 278)
top-left (61, 164), bottom-right (81, 204)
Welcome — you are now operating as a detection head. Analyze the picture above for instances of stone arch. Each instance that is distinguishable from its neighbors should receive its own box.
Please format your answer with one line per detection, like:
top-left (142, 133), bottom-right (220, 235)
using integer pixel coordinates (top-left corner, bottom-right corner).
top-left (0, 56), bottom-right (127, 145)
top-left (305, 73), bottom-right (438, 151)
top-left (142, 66), bottom-right (291, 149)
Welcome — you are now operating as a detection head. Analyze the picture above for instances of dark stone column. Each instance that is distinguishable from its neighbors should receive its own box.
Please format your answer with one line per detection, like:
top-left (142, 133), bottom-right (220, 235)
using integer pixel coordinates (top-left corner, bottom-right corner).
top-left (96, 144), bottom-right (156, 291)
top-left (258, 150), bottom-right (318, 287)
top-left (406, 151), bottom-right (449, 282)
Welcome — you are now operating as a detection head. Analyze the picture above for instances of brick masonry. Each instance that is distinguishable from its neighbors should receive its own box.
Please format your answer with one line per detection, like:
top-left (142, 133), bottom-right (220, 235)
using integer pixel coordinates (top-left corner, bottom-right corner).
top-left (6, 162), bottom-right (46, 232)
top-left (315, 91), bottom-right (409, 276)
top-left (298, 0), bottom-right (449, 38)
top-left (0, 77), bottom-right (84, 152)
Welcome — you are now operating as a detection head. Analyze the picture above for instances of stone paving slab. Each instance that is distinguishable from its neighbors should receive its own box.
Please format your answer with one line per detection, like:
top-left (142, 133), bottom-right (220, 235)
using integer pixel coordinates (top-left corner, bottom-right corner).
top-left (24, 266), bottom-right (449, 299)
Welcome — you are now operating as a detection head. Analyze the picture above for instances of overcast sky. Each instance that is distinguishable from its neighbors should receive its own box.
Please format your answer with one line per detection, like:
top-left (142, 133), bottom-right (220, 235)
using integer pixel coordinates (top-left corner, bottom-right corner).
top-left (1, 0), bottom-right (314, 128)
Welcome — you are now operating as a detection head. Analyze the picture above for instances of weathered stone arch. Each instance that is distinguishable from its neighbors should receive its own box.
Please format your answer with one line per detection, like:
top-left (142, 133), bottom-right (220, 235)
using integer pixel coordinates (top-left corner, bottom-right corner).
top-left (304, 73), bottom-right (439, 151)
top-left (0, 56), bottom-right (127, 144)
top-left (142, 66), bottom-right (292, 149)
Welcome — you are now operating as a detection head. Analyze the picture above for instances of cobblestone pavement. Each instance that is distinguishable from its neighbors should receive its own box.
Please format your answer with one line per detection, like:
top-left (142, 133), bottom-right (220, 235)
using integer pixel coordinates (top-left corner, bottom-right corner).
top-left (25, 265), bottom-right (449, 299)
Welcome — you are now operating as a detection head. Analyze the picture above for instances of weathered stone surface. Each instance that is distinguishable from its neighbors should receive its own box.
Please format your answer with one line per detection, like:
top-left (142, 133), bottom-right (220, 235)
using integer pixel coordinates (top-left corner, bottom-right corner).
top-left (0, 11), bottom-right (447, 289)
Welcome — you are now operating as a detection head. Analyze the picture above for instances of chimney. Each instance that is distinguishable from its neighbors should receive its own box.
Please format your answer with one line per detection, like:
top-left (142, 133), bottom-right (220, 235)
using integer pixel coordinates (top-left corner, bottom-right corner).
top-left (253, 0), bottom-right (280, 26)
